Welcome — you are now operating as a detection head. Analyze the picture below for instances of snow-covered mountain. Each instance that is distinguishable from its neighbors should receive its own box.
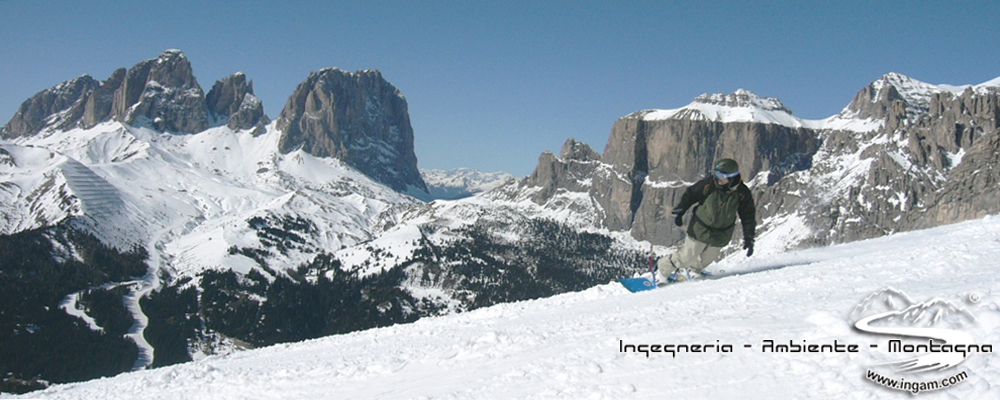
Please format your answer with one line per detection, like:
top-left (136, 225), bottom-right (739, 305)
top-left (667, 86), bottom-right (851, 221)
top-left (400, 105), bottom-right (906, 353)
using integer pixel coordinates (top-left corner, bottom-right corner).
top-left (9, 214), bottom-right (1000, 399)
top-left (1, 121), bottom-right (416, 268)
top-left (640, 88), bottom-right (807, 127)
top-left (418, 167), bottom-right (515, 201)
top-left (0, 51), bottom-right (648, 392)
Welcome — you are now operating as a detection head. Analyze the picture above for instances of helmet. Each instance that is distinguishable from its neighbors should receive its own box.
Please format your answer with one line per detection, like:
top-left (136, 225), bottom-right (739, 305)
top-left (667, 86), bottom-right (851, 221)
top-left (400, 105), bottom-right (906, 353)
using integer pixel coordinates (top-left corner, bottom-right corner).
top-left (712, 158), bottom-right (740, 188)
top-left (714, 158), bottom-right (739, 175)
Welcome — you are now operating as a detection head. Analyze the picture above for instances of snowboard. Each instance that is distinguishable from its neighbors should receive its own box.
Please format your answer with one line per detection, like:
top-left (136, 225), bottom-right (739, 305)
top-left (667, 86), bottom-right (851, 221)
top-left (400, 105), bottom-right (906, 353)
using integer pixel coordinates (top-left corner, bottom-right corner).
top-left (618, 276), bottom-right (658, 292)
top-left (618, 270), bottom-right (717, 292)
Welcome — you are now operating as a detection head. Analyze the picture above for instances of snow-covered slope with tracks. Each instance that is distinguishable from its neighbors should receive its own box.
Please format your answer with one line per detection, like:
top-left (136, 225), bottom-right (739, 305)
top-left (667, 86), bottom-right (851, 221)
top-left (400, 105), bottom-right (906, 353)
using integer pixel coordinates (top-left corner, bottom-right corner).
top-left (9, 216), bottom-right (1000, 399)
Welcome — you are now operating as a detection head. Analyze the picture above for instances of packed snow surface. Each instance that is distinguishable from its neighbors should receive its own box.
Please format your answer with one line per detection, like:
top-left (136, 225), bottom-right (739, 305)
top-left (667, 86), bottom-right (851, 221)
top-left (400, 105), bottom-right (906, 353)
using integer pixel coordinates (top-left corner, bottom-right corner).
top-left (10, 216), bottom-right (999, 399)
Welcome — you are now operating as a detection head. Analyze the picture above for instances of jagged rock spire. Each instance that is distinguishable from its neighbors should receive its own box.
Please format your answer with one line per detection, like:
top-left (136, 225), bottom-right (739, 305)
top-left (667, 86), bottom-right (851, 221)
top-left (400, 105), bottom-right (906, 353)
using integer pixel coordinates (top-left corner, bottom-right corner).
top-left (276, 68), bottom-right (427, 193)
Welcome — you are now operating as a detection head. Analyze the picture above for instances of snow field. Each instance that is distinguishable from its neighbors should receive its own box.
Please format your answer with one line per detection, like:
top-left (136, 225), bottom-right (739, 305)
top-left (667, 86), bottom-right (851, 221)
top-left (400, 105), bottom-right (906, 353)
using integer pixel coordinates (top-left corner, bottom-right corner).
top-left (11, 216), bottom-right (1000, 399)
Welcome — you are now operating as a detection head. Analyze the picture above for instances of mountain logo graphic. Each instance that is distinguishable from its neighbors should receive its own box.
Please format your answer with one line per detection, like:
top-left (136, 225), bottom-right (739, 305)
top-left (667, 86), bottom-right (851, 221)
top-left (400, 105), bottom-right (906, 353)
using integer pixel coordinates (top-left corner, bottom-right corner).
top-left (851, 287), bottom-right (982, 372)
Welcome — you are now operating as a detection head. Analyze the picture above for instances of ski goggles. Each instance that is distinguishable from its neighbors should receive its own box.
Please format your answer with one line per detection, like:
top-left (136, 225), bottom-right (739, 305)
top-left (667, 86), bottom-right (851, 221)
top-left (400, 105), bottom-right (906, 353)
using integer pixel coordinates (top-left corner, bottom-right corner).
top-left (713, 169), bottom-right (740, 181)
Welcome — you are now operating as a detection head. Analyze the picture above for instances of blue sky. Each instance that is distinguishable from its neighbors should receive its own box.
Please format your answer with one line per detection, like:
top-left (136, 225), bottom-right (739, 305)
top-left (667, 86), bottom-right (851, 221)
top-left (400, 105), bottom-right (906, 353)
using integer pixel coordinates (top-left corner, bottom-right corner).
top-left (2, 1), bottom-right (998, 176)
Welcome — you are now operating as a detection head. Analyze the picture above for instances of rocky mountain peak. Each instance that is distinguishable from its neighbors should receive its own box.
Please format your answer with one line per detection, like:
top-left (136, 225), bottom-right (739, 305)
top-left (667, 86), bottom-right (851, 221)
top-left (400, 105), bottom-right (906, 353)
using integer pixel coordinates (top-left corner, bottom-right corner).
top-left (1, 50), bottom-right (277, 141)
top-left (1, 74), bottom-right (101, 139)
top-left (206, 72), bottom-right (270, 134)
top-left (276, 68), bottom-right (427, 193)
top-left (1, 50), bottom-right (216, 138)
top-left (560, 138), bottom-right (600, 162)
top-left (112, 49), bottom-right (209, 133)
top-left (3, 50), bottom-right (426, 196)
top-left (843, 72), bottom-right (938, 123)
top-left (147, 49), bottom-right (197, 88)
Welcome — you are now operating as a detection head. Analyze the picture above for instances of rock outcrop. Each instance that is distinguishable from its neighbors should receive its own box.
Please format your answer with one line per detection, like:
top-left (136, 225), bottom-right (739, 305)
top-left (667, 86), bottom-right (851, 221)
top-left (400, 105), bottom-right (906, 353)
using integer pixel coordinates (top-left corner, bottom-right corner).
top-left (110, 49), bottom-right (210, 133)
top-left (1, 75), bottom-right (104, 139)
top-left (275, 68), bottom-right (427, 193)
top-left (206, 72), bottom-right (270, 135)
top-left (1, 50), bottom-right (270, 139)
top-left (913, 127), bottom-right (1000, 227)
top-left (525, 138), bottom-right (602, 203)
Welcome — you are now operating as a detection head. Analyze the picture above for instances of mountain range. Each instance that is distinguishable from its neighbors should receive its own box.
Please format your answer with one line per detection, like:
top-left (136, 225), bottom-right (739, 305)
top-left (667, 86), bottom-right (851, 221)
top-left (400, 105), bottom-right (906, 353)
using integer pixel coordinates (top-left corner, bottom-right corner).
top-left (1, 49), bottom-right (997, 393)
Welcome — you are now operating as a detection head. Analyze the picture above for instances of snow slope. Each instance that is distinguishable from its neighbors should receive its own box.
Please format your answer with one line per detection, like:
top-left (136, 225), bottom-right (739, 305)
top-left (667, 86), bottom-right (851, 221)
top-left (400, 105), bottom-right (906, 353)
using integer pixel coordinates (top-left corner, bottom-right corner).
top-left (12, 216), bottom-right (999, 399)
top-left (2, 121), bottom-right (418, 277)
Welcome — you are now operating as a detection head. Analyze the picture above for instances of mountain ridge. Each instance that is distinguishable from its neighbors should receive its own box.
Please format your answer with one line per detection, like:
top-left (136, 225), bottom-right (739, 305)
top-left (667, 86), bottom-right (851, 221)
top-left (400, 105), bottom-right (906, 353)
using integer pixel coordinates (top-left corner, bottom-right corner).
top-left (1, 50), bottom-right (422, 195)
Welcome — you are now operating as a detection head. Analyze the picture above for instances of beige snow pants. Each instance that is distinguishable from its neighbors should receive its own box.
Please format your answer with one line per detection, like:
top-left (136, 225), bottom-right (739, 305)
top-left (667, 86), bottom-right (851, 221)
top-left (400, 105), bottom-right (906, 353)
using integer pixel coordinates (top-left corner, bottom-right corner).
top-left (656, 236), bottom-right (723, 280)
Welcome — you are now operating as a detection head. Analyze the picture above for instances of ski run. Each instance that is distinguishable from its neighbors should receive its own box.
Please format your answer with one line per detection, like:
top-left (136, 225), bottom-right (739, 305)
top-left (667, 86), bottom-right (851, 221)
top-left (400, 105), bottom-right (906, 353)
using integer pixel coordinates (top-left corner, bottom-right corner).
top-left (5, 215), bottom-right (999, 399)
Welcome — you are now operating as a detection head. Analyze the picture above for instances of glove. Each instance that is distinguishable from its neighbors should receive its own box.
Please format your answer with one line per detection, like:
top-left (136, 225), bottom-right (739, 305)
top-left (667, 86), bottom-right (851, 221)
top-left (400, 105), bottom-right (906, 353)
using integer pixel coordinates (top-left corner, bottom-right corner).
top-left (744, 238), bottom-right (754, 257)
top-left (671, 207), bottom-right (686, 227)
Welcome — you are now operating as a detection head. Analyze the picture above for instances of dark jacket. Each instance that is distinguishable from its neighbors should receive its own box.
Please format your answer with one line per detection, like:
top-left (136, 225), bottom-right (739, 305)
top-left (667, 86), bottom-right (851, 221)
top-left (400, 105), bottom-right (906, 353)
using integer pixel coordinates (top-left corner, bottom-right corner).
top-left (675, 176), bottom-right (756, 247)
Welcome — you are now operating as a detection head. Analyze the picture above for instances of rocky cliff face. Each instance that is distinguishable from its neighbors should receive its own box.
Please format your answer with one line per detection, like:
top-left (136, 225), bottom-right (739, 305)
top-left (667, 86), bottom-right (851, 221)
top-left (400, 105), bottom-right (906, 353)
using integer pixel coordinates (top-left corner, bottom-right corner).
top-left (520, 76), bottom-right (1000, 250)
top-left (901, 85), bottom-right (1000, 229)
top-left (206, 72), bottom-right (270, 135)
top-left (601, 110), bottom-right (820, 244)
top-left (913, 126), bottom-right (1000, 227)
top-left (110, 49), bottom-right (210, 133)
top-left (275, 68), bottom-right (427, 193)
top-left (755, 78), bottom-right (1000, 247)
top-left (525, 138), bottom-right (602, 203)
top-left (523, 91), bottom-right (821, 246)
top-left (1, 50), bottom-right (268, 140)
top-left (1, 74), bottom-right (110, 139)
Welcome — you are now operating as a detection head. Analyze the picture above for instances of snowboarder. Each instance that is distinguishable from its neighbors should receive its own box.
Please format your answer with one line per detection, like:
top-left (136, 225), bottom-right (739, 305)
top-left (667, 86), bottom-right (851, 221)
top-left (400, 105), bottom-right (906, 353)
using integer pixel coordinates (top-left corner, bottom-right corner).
top-left (657, 158), bottom-right (756, 283)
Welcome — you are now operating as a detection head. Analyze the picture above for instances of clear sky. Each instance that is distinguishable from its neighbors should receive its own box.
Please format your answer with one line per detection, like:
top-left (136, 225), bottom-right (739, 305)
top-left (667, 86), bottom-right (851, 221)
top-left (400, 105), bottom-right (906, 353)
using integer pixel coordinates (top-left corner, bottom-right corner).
top-left (2, 1), bottom-right (998, 177)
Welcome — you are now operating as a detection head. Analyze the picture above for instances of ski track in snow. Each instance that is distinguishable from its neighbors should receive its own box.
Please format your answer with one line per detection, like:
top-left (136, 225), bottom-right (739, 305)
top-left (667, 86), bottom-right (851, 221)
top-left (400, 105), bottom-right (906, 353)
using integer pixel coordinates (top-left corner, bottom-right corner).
top-left (10, 216), bottom-right (1000, 399)
top-left (124, 272), bottom-right (157, 371)
top-left (58, 291), bottom-right (104, 333)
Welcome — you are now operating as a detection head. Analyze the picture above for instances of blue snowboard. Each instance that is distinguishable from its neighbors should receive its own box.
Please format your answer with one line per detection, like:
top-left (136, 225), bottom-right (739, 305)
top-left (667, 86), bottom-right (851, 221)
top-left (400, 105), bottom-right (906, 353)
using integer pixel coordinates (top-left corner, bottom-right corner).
top-left (620, 269), bottom-right (724, 291)
top-left (618, 277), bottom-right (658, 292)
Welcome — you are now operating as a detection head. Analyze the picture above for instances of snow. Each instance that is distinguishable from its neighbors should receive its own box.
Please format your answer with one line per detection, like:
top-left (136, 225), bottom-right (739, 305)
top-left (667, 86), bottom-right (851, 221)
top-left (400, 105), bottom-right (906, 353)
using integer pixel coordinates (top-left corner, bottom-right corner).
top-left (641, 98), bottom-right (809, 129)
top-left (2, 120), bottom-right (433, 373)
top-left (946, 148), bottom-right (967, 168)
top-left (639, 91), bottom-right (883, 132)
top-left (938, 75), bottom-right (1000, 95)
top-left (336, 224), bottom-right (424, 277)
top-left (978, 76), bottom-right (1000, 89)
top-left (0, 144), bottom-right (78, 235)
top-left (3, 120), bottom-right (419, 278)
top-left (11, 216), bottom-right (1000, 399)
